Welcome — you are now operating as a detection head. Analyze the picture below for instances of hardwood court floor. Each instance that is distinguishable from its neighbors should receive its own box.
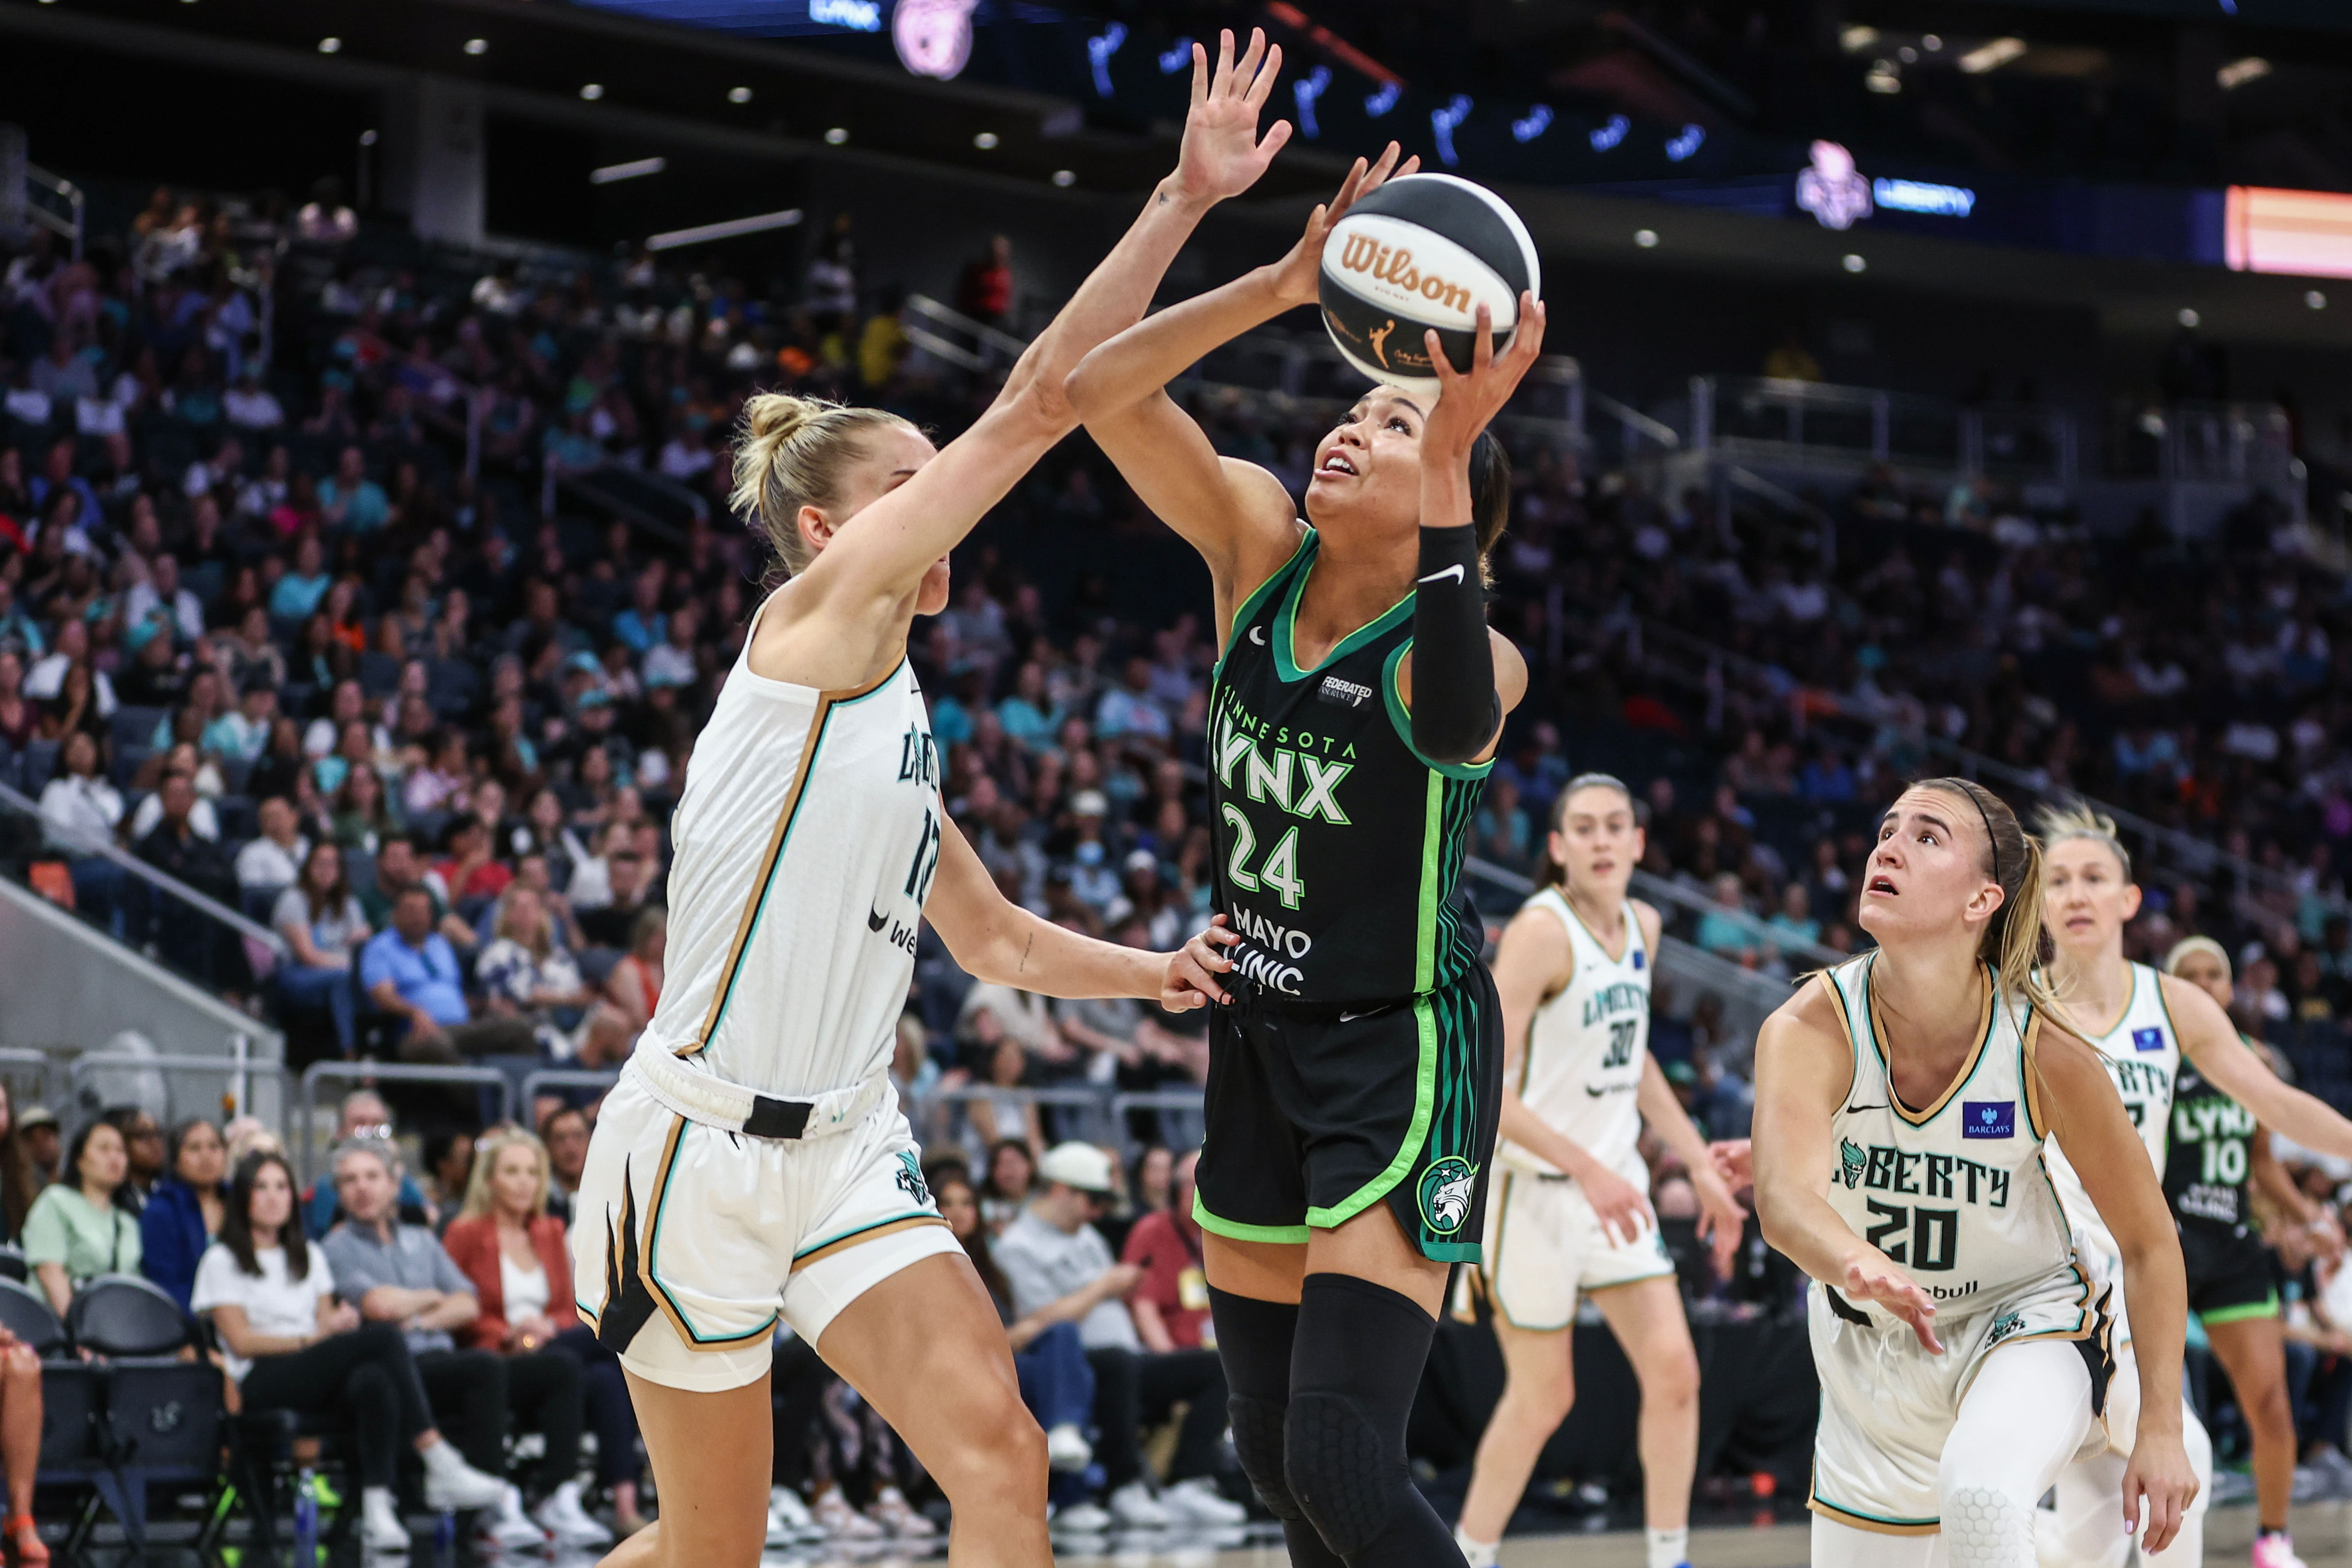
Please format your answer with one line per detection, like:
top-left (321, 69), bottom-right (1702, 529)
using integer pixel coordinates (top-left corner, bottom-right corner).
top-left (1040, 1500), bottom-right (2352, 1567)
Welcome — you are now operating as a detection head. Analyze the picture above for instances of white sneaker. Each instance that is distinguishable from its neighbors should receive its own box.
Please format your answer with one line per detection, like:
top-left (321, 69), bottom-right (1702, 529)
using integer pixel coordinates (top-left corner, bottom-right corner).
top-left (531, 1479), bottom-right (614, 1548)
top-left (1162, 1476), bottom-right (1247, 1526)
top-left (360, 1487), bottom-right (411, 1554)
top-left (812, 1486), bottom-right (886, 1540)
top-left (475, 1484), bottom-right (549, 1550)
top-left (768, 1485), bottom-right (824, 1545)
top-left (1051, 1500), bottom-right (1113, 1534)
top-left (868, 1485), bottom-right (937, 1539)
top-left (1045, 1421), bottom-right (1094, 1473)
top-left (1454, 1525), bottom-right (1502, 1568)
top-left (418, 1441), bottom-right (509, 1513)
top-left (1108, 1479), bottom-right (1172, 1529)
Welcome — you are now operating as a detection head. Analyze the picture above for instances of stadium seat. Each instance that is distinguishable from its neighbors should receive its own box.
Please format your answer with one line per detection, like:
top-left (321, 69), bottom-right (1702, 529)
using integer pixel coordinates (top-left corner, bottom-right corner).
top-left (65, 1275), bottom-right (225, 1550)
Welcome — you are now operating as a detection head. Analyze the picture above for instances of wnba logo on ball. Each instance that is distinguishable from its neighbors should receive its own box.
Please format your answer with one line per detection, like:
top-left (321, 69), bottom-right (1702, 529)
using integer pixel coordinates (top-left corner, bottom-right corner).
top-left (1333, 235), bottom-right (1474, 314)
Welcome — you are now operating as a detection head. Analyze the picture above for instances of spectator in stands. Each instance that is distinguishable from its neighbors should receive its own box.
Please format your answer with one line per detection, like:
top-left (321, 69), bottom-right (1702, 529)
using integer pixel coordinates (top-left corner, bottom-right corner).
top-left (965, 1032), bottom-right (1045, 1158)
top-left (1694, 871), bottom-right (1760, 966)
top-left (1130, 1145), bottom-right (1174, 1220)
top-left (477, 884), bottom-right (627, 1062)
top-left (23, 1118), bottom-right (140, 1312)
top-left (100, 1106), bottom-right (164, 1210)
top-left (323, 1138), bottom-right (603, 1548)
top-left (194, 1149), bottom-right (509, 1554)
top-left (272, 839), bottom-right (371, 1057)
top-left (934, 1163), bottom-right (1100, 1486)
top-left (1120, 1149), bottom-right (1209, 1354)
top-left (17, 1110), bottom-right (59, 1189)
top-left (443, 1128), bottom-right (641, 1535)
top-left (139, 1116), bottom-right (228, 1312)
top-left (136, 771), bottom-right (247, 990)
top-left (980, 1138), bottom-right (1036, 1234)
top-left (421, 1131), bottom-right (475, 1227)
top-left (956, 235), bottom-right (1014, 328)
top-left (233, 796), bottom-right (307, 909)
top-left (571, 843), bottom-right (652, 948)
top-left (992, 1143), bottom-right (1239, 1529)
top-left (319, 446), bottom-right (389, 533)
top-left (35, 730), bottom-right (124, 924)
top-left (537, 1107), bottom-right (589, 1226)
top-left (361, 885), bottom-right (535, 1064)
top-left (0, 1083), bottom-right (45, 1242)
top-left (300, 1092), bottom-right (427, 1238)
top-left (603, 907), bottom-right (665, 1039)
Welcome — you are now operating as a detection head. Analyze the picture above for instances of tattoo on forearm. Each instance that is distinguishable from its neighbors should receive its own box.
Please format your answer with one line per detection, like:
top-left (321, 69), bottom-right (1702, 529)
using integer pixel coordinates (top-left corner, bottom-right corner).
top-left (1018, 933), bottom-right (1034, 974)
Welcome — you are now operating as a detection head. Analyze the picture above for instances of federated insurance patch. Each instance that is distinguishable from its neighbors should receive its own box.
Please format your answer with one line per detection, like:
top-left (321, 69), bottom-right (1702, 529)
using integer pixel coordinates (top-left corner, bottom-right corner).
top-left (1418, 1156), bottom-right (1478, 1235)
top-left (1961, 1100), bottom-right (2015, 1139)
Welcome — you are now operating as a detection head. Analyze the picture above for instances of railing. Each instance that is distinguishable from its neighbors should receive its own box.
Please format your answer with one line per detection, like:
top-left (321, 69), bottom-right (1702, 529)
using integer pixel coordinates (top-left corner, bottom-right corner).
top-left (2112, 400), bottom-right (2303, 498)
top-left (297, 1062), bottom-right (515, 1183)
top-left (0, 1050), bottom-right (56, 1115)
top-left (1690, 375), bottom-right (2079, 488)
top-left (521, 1067), bottom-right (622, 1112)
top-left (66, 1050), bottom-right (289, 1129)
top-left (903, 294), bottom-right (1029, 374)
top-left (23, 162), bottom-right (82, 261)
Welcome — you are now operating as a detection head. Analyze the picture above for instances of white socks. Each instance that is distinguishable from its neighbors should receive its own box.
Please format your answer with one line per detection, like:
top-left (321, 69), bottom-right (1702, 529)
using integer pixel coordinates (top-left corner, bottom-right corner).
top-left (1453, 1526), bottom-right (1500, 1568)
top-left (1648, 1527), bottom-right (1691, 1568)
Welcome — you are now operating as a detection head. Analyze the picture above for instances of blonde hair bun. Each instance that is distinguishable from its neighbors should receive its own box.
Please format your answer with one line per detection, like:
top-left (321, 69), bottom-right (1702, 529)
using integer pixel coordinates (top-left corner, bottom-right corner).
top-left (729, 392), bottom-right (912, 581)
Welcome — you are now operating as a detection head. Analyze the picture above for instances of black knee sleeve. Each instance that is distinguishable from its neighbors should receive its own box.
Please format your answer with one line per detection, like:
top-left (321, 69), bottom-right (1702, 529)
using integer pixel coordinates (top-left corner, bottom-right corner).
top-left (1285, 1273), bottom-right (1455, 1566)
top-left (1208, 1289), bottom-right (1302, 1514)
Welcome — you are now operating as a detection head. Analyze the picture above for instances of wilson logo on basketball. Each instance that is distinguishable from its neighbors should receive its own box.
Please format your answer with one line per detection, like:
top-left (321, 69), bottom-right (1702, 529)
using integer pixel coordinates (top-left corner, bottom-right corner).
top-left (1335, 235), bottom-right (1474, 314)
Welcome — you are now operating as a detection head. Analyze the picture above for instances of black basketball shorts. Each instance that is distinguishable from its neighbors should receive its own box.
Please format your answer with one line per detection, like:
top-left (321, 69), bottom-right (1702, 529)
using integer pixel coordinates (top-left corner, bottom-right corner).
top-left (1192, 963), bottom-right (1503, 1264)
top-left (2178, 1218), bottom-right (2279, 1323)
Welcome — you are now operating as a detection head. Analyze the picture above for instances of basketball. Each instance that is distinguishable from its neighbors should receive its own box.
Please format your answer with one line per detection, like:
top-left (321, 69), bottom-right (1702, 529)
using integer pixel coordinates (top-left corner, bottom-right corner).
top-left (1317, 172), bottom-right (1541, 394)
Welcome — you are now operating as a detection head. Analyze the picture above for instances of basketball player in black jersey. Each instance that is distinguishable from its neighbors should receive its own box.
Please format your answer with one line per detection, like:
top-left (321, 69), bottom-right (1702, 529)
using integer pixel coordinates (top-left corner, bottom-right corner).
top-left (1065, 147), bottom-right (1547, 1568)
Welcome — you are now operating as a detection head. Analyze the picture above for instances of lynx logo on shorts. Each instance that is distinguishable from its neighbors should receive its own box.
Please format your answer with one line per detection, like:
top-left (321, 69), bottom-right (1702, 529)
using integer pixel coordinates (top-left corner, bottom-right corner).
top-left (1837, 1138), bottom-right (1866, 1188)
top-left (892, 1151), bottom-right (932, 1207)
top-left (1418, 1157), bottom-right (1478, 1235)
top-left (1961, 1101), bottom-right (2014, 1139)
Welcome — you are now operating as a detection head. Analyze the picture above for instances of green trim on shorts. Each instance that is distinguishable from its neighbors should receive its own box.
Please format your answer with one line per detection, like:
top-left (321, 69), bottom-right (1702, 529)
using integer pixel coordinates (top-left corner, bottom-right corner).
top-left (2200, 1293), bottom-right (2281, 1325)
top-left (1423, 1239), bottom-right (1483, 1263)
top-left (1304, 995), bottom-right (1438, 1231)
top-left (1191, 1191), bottom-right (1310, 1245)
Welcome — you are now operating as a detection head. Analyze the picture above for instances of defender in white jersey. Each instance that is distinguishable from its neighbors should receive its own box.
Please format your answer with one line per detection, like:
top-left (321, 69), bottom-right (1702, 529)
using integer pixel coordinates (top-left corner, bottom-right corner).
top-left (1453, 777), bottom-right (1746, 1568)
top-left (1751, 780), bottom-right (2194, 1568)
top-left (2031, 806), bottom-right (2352, 1568)
top-left (572, 39), bottom-right (1288, 1568)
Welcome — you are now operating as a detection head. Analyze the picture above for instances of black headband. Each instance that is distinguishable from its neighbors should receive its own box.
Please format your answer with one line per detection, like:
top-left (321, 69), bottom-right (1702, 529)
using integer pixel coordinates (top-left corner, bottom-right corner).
top-left (1965, 786), bottom-right (2003, 887)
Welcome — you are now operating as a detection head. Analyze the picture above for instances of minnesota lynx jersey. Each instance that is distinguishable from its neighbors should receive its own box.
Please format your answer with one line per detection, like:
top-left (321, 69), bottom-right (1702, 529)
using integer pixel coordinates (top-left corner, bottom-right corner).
top-left (643, 597), bottom-right (943, 1099)
top-left (1501, 888), bottom-right (1651, 1182)
top-left (1207, 526), bottom-right (1488, 1004)
top-left (2041, 963), bottom-right (2180, 1263)
top-left (1820, 953), bottom-right (2079, 1317)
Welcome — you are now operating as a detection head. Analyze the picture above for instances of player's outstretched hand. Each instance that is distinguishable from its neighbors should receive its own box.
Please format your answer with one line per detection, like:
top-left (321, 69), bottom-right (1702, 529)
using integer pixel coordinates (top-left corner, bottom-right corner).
top-left (1707, 1138), bottom-right (1754, 1191)
top-left (1268, 141), bottom-right (1419, 309)
top-left (2122, 1428), bottom-right (2198, 1553)
top-left (1423, 294), bottom-right (1547, 466)
top-left (1172, 29), bottom-right (1291, 207)
top-left (1841, 1250), bottom-right (1943, 1354)
top-left (1163, 914), bottom-right (1241, 1010)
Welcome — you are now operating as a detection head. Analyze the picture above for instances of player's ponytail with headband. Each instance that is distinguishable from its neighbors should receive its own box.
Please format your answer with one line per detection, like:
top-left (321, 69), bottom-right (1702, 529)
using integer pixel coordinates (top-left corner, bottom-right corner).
top-left (731, 392), bottom-right (917, 586)
top-left (1916, 777), bottom-right (2061, 1020)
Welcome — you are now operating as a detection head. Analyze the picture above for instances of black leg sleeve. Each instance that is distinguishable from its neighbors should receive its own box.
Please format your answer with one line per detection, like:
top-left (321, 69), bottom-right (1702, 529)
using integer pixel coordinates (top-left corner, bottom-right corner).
top-left (1285, 1273), bottom-right (1463, 1567)
top-left (1407, 524), bottom-right (1499, 764)
top-left (1209, 1287), bottom-right (1345, 1568)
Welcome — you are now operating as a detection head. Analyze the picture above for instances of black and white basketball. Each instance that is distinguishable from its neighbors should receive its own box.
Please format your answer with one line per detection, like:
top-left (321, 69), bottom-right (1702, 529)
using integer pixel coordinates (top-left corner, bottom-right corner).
top-left (1318, 173), bottom-right (1540, 394)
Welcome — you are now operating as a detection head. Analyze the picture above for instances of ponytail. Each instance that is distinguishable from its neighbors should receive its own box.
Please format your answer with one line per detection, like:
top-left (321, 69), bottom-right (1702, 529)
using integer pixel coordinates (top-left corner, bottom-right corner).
top-left (1536, 772), bottom-right (1638, 891)
top-left (730, 392), bottom-right (915, 585)
top-left (1916, 777), bottom-right (2060, 1022)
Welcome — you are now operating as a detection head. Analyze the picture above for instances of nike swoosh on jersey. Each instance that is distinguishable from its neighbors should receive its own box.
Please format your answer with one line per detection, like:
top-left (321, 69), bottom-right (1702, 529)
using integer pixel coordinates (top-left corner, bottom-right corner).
top-left (1585, 1083), bottom-right (1638, 1097)
top-left (1418, 563), bottom-right (1467, 587)
top-left (1338, 1009), bottom-right (1378, 1023)
top-left (1843, 1103), bottom-right (1889, 1114)
top-left (867, 906), bottom-right (888, 932)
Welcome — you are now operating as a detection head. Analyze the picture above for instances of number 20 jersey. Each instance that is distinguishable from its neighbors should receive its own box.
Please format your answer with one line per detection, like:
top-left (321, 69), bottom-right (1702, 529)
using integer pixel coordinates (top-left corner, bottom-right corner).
top-left (641, 603), bottom-right (943, 1100)
top-left (1499, 888), bottom-right (1651, 1183)
top-left (1820, 952), bottom-right (2079, 1316)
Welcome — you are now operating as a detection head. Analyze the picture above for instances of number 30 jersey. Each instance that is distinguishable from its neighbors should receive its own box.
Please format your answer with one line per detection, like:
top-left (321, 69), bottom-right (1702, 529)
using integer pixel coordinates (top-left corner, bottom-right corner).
top-left (643, 594), bottom-right (943, 1100)
top-left (1500, 888), bottom-right (1651, 1183)
top-left (1819, 953), bottom-right (2080, 1316)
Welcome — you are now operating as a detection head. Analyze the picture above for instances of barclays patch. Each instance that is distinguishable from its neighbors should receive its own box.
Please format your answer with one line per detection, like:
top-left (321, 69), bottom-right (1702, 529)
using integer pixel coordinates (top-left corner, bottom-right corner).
top-left (1961, 1100), bottom-right (2015, 1140)
top-left (2132, 1027), bottom-right (2165, 1053)
top-left (1631, 949), bottom-right (1645, 970)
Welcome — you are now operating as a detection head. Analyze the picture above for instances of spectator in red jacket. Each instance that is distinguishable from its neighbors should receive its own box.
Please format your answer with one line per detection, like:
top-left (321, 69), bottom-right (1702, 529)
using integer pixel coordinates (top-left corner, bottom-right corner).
top-left (441, 1128), bottom-right (645, 1535)
top-left (1118, 1148), bottom-right (1209, 1351)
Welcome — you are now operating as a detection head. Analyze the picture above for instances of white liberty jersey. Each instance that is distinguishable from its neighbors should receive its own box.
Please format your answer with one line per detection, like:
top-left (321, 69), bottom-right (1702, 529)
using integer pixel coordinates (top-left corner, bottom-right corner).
top-left (643, 607), bottom-right (942, 1099)
top-left (1820, 952), bottom-right (2079, 1317)
top-left (1501, 888), bottom-right (1651, 1182)
top-left (2041, 962), bottom-right (2180, 1265)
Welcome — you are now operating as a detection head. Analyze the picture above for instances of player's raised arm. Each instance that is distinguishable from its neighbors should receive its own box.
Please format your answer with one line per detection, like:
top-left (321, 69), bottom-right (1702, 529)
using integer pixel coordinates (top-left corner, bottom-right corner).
top-left (2168, 971), bottom-right (2352, 1161)
top-left (772, 29), bottom-right (1294, 632)
top-left (1064, 145), bottom-right (1416, 605)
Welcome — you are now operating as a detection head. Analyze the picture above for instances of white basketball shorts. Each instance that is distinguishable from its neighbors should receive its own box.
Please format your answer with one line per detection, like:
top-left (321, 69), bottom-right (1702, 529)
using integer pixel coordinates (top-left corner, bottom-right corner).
top-left (571, 1070), bottom-right (961, 1392)
top-left (1808, 1261), bottom-right (2112, 1535)
top-left (1477, 1166), bottom-right (1674, 1331)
